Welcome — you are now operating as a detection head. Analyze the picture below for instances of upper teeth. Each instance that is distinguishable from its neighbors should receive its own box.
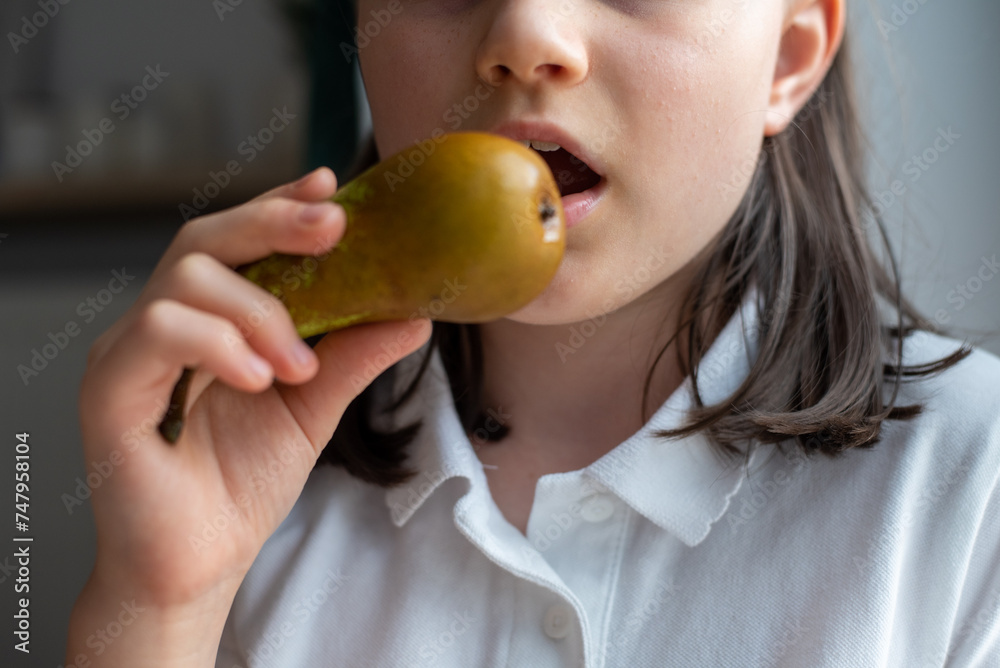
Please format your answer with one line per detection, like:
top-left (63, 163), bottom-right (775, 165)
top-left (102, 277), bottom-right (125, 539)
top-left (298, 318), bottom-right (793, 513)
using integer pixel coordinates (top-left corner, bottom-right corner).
top-left (520, 139), bottom-right (561, 151)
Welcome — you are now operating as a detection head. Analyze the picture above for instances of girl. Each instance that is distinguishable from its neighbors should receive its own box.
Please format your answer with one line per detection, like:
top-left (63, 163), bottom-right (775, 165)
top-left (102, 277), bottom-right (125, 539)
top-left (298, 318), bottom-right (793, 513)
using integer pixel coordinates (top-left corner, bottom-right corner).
top-left (66, 0), bottom-right (1000, 665)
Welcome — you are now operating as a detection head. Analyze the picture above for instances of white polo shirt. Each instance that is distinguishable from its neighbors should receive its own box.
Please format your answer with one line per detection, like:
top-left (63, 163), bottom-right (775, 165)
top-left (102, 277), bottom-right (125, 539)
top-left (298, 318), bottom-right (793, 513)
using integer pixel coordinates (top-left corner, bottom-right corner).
top-left (216, 294), bottom-right (1000, 667)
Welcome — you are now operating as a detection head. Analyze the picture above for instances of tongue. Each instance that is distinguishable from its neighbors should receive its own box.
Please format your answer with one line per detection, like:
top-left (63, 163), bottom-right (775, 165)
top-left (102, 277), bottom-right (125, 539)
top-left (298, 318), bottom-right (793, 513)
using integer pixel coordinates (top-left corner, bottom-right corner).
top-left (536, 147), bottom-right (601, 197)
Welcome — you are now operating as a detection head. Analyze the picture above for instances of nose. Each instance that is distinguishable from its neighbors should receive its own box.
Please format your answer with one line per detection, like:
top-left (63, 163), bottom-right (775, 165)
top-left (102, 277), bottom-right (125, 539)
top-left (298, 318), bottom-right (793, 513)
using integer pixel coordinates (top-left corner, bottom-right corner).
top-left (475, 0), bottom-right (589, 88)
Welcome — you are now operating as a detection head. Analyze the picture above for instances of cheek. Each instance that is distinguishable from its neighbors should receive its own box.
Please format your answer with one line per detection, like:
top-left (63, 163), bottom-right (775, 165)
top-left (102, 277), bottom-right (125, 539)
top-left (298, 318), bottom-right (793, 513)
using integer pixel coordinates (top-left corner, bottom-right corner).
top-left (613, 20), bottom-right (779, 245)
top-left (358, 20), bottom-right (463, 156)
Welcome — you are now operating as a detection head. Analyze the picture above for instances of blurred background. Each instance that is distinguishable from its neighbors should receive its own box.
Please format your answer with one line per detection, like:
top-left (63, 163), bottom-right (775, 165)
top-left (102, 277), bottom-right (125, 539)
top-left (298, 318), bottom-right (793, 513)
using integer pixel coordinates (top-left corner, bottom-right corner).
top-left (1, 0), bottom-right (998, 665)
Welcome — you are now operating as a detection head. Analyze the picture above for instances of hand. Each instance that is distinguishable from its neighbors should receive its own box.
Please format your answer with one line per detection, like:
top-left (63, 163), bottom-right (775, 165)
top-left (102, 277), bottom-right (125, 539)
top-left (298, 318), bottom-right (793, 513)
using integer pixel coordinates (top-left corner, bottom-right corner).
top-left (74, 166), bottom-right (430, 617)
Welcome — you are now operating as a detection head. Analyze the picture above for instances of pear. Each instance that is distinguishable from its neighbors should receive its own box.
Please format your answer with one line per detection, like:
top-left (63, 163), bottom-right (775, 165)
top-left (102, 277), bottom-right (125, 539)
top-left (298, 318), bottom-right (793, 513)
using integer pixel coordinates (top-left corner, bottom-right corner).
top-left (158, 131), bottom-right (566, 442)
top-left (238, 131), bottom-right (565, 337)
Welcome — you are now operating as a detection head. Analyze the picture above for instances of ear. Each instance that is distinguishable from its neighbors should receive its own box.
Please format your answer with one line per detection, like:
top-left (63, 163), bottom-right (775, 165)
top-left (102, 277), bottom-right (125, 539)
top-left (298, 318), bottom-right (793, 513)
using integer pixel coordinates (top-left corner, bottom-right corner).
top-left (764, 0), bottom-right (845, 136)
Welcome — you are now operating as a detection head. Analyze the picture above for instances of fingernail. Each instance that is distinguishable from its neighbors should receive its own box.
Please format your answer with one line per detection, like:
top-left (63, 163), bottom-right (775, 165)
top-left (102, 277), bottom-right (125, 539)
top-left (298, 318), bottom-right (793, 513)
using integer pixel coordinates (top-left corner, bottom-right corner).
top-left (299, 202), bottom-right (336, 224)
top-left (291, 340), bottom-right (316, 368)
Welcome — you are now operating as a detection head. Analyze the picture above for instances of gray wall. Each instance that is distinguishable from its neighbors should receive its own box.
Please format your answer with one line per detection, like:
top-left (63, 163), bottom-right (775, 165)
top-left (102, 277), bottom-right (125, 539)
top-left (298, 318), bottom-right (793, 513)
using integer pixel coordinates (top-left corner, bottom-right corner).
top-left (1, 1), bottom-right (998, 666)
top-left (852, 0), bottom-right (1000, 347)
top-left (0, 0), bottom-right (308, 212)
top-left (1, 1), bottom-right (310, 666)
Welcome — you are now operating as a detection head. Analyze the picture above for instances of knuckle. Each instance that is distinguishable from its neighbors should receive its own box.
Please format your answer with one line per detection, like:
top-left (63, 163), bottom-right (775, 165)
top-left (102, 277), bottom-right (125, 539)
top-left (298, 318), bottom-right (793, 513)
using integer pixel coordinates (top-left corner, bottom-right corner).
top-left (172, 251), bottom-right (216, 289)
top-left (134, 298), bottom-right (180, 340)
top-left (237, 293), bottom-right (288, 343)
top-left (174, 215), bottom-right (205, 250)
top-left (214, 320), bottom-right (245, 354)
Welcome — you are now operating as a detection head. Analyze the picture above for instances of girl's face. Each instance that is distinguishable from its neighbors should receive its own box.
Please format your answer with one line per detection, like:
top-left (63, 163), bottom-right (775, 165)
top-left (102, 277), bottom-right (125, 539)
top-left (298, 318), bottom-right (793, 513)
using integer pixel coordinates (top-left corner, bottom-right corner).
top-left (357, 0), bottom-right (789, 325)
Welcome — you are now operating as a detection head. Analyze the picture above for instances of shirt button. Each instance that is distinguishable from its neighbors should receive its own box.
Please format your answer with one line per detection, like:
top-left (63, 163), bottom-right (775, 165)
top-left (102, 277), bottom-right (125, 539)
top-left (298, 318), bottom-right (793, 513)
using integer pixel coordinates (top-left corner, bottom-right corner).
top-left (543, 603), bottom-right (572, 639)
top-left (579, 494), bottom-right (615, 523)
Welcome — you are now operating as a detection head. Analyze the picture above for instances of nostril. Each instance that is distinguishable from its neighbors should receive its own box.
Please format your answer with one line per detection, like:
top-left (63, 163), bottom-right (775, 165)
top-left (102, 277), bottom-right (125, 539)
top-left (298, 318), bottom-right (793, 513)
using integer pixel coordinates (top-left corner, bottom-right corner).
top-left (537, 63), bottom-right (563, 78)
top-left (478, 66), bottom-right (508, 88)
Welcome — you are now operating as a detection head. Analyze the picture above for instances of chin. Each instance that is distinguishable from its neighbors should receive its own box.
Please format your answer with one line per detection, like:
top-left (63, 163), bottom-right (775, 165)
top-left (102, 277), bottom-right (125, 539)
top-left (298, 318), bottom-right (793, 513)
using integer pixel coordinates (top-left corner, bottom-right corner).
top-left (497, 270), bottom-right (611, 327)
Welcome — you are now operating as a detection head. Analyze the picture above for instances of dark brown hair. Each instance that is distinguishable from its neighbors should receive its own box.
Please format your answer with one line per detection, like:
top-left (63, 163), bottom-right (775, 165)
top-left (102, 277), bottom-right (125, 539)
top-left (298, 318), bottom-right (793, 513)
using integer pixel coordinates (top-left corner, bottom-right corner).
top-left (315, 35), bottom-right (971, 486)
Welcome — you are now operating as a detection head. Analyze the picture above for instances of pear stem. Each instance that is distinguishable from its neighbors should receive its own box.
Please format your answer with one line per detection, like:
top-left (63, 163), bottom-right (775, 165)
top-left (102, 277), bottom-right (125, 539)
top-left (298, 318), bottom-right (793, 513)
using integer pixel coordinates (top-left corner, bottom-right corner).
top-left (157, 367), bottom-right (195, 444)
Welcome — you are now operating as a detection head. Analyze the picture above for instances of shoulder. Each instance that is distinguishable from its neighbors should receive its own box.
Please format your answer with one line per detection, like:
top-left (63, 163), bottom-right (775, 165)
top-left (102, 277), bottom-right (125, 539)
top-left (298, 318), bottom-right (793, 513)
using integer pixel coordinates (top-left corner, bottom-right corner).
top-left (862, 330), bottom-right (1000, 536)
top-left (890, 332), bottom-right (1000, 663)
top-left (893, 330), bottom-right (1000, 443)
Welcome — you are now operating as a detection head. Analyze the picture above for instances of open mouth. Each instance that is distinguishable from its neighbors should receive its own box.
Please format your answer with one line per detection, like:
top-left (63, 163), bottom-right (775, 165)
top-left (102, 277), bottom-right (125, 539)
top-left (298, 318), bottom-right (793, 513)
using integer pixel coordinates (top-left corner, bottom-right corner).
top-left (519, 140), bottom-right (603, 198)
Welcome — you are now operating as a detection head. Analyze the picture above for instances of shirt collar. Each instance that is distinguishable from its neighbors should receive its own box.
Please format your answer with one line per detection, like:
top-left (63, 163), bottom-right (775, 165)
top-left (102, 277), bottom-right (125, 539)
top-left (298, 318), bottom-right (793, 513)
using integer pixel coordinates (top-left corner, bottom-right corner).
top-left (385, 288), bottom-right (763, 547)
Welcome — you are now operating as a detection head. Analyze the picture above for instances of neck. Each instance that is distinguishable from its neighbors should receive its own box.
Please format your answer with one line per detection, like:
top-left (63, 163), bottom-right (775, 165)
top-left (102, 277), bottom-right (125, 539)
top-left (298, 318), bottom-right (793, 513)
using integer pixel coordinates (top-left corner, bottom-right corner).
top-left (475, 278), bottom-right (690, 469)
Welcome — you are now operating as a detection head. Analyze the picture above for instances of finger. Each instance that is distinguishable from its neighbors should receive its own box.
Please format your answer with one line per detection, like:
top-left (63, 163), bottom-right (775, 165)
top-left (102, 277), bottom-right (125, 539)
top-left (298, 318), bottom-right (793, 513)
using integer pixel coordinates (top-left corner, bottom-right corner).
top-left (277, 318), bottom-right (433, 455)
top-left (89, 192), bottom-right (344, 369)
top-left (250, 166), bottom-right (339, 204)
top-left (81, 299), bottom-right (276, 447)
top-left (163, 195), bottom-right (346, 272)
top-left (147, 252), bottom-right (316, 384)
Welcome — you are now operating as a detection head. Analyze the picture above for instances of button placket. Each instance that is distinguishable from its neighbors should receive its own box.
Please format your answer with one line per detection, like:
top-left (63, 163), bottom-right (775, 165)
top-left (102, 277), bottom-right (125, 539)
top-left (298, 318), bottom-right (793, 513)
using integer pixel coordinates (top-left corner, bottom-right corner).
top-left (518, 473), bottom-right (624, 667)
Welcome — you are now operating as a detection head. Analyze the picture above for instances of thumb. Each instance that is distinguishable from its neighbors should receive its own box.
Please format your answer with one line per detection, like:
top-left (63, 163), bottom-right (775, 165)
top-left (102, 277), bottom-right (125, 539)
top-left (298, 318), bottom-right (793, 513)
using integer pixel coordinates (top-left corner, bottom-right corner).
top-left (277, 318), bottom-right (433, 450)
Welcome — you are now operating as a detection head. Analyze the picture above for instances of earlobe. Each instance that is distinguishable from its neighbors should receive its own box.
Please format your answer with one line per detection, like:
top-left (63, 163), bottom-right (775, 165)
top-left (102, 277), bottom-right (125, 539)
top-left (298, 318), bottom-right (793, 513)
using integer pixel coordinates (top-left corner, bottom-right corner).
top-left (764, 0), bottom-right (844, 137)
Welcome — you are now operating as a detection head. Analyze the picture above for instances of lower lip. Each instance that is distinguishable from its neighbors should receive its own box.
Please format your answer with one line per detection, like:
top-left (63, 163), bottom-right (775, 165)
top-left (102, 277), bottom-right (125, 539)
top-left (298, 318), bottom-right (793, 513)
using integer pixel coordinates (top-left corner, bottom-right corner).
top-left (561, 177), bottom-right (607, 229)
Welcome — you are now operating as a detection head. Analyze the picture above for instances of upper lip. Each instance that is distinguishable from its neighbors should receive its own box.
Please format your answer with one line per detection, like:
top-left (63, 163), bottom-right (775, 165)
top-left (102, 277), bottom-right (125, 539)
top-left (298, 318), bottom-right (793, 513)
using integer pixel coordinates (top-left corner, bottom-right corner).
top-left (488, 120), bottom-right (607, 179)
